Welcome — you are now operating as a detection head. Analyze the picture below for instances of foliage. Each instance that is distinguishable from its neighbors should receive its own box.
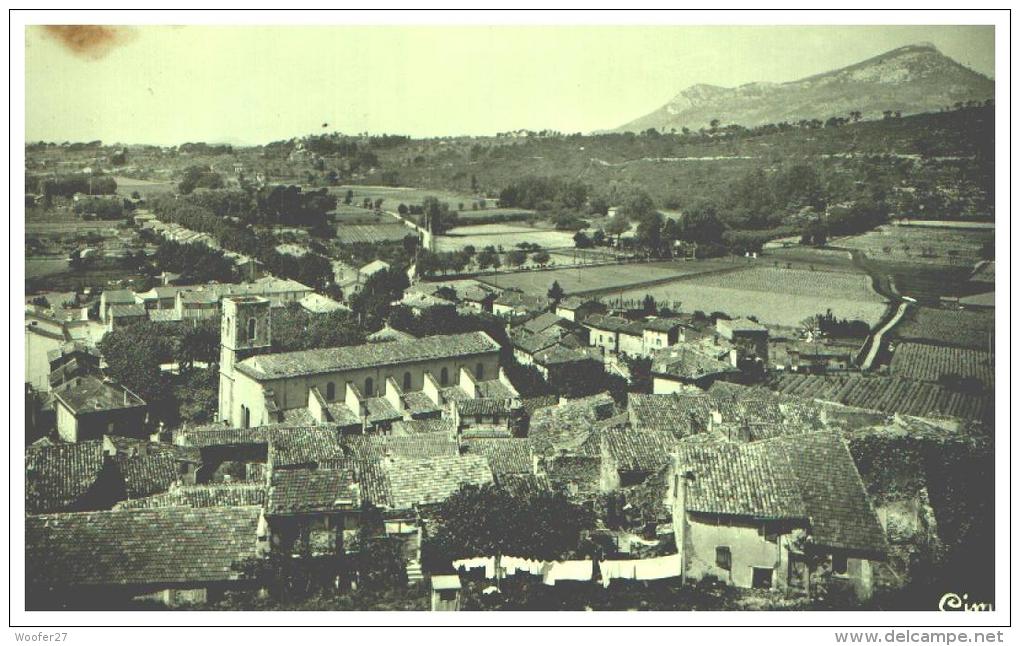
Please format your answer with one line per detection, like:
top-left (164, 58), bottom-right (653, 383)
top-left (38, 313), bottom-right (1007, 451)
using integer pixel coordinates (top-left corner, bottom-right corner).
top-left (426, 483), bottom-right (595, 569)
top-left (153, 240), bottom-right (239, 283)
top-left (270, 302), bottom-right (366, 352)
top-left (348, 266), bottom-right (410, 329)
top-left (178, 164), bottom-right (225, 194)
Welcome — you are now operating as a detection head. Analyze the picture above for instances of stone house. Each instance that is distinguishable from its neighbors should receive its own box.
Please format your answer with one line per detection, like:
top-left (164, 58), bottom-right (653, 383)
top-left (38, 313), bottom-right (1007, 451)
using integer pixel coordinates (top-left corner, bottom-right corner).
top-left (52, 375), bottom-right (147, 443)
top-left (669, 432), bottom-right (887, 600)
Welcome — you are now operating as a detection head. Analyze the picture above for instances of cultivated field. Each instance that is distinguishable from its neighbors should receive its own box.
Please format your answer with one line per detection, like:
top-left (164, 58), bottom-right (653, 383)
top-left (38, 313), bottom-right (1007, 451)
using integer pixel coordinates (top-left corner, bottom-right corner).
top-left (836, 225), bottom-right (992, 267)
top-left (477, 259), bottom-right (737, 295)
top-left (457, 207), bottom-right (536, 221)
top-left (336, 223), bottom-right (416, 245)
top-left (434, 224), bottom-right (576, 252)
top-left (25, 256), bottom-right (70, 278)
top-left (889, 341), bottom-right (993, 389)
top-left (333, 185), bottom-right (489, 211)
top-left (112, 175), bottom-right (176, 198)
top-left (894, 306), bottom-right (995, 350)
top-left (770, 373), bottom-right (992, 422)
top-left (610, 265), bottom-right (888, 327)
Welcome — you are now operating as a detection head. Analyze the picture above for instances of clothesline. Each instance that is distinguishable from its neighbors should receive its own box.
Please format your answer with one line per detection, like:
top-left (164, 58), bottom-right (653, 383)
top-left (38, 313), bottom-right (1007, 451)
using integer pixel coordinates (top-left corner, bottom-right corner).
top-left (452, 553), bottom-right (681, 586)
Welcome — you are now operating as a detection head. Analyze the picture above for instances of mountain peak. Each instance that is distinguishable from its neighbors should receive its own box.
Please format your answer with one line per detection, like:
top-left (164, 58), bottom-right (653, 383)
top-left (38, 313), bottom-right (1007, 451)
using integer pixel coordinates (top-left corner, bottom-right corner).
top-left (615, 44), bottom-right (992, 133)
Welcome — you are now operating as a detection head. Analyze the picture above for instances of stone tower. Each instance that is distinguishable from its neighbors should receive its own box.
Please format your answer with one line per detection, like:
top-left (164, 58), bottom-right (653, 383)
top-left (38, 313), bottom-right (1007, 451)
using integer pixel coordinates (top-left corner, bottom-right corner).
top-left (218, 296), bottom-right (272, 424)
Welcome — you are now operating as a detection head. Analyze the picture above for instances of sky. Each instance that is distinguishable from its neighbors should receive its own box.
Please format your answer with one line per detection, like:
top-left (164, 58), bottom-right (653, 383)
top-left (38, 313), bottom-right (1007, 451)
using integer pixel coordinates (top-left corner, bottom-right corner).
top-left (25, 24), bottom-right (995, 145)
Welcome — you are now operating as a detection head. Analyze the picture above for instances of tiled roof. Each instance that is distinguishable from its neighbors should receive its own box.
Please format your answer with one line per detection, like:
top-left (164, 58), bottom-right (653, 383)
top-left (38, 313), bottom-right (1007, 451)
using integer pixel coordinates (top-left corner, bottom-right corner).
top-left (103, 435), bottom-right (202, 464)
top-left (534, 344), bottom-right (599, 367)
top-left (463, 438), bottom-right (534, 478)
top-left (236, 331), bottom-right (500, 380)
top-left (588, 427), bottom-right (674, 473)
top-left (26, 441), bottom-right (107, 514)
top-left (521, 312), bottom-right (568, 335)
top-left (675, 440), bottom-right (806, 519)
top-left (457, 398), bottom-right (511, 416)
top-left (352, 458), bottom-right (392, 508)
top-left (26, 506), bottom-right (263, 588)
top-left (460, 425), bottom-right (513, 440)
top-left (342, 431), bottom-right (458, 461)
top-left (385, 455), bottom-right (493, 510)
top-left (584, 314), bottom-right (643, 335)
top-left (528, 393), bottom-right (616, 454)
top-left (147, 309), bottom-right (180, 322)
top-left (364, 397), bottom-right (403, 424)
top-left (114, 453), bottom-right (181, 499)
top-left (494, 291), bottom-right (551, 311)
top-left (109, 303), bottom-right (147, 318)
top-left (400, 392), bottom-right (443, 417)
top-left (51, 376), bottom-right (145, 414)
top-left (101, 289), bottom-right (136, 304)
top-left (367, 325), bottom-right (417, 343)
top-left (115, 483), bottom-right (267, 510)
top-left (544, 455), bottom-right (602, 496)
top-left (628, 392), bottom-right (713, 439)
top-left (512, 330), bottom-right (560, 355)
top-left (651, 345), bottom-right (739, 380)
top-left (268, 468), bottom-right (360, 514)
top-left (391, 417), bottom-right (455, 436)
top-left (269, 426), bottom-right (347, 468)
top-left (499, 473), bottom-right (551, 497)
top-left (675, 432), bottom-right (887, 554)
top-left (642, 317), bottom-right (687, 333)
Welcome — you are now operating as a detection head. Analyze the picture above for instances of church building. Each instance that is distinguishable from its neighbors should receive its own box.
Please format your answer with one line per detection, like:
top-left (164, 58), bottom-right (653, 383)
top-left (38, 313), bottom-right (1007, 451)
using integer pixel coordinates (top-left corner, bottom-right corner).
top-left (217, 296), bottom-right (515, 432)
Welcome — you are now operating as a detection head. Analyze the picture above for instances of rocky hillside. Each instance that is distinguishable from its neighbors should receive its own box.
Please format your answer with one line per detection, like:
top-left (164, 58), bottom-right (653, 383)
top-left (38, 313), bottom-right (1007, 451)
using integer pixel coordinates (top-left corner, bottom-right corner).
top-left (616, 43), bottom-right (994, 133)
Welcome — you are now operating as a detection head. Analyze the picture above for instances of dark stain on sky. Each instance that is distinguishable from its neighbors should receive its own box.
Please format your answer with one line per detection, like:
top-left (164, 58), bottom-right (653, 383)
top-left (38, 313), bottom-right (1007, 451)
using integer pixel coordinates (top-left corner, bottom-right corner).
top-left (42, 25), bottom-right (137, 60)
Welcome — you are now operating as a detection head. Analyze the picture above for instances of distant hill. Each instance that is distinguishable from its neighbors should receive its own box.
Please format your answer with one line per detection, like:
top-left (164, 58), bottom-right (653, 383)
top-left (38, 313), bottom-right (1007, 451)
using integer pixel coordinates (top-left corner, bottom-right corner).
top-left (615, 43), bottom-right (994, 133)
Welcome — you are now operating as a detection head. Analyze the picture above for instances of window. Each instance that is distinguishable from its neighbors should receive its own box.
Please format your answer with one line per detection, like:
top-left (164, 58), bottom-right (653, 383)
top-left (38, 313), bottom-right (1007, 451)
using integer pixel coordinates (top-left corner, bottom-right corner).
top-left (752, 567), bottom-right (773, 590)
top-left (247, 317), bottom-right (257, 342)
top-left (242, 405), bottom-right (251, 429)
top-left (715, 546), bottom-right (731, 571)
top-left (364, 377), bottom-right (374, 397)
top-left (832, 554), bottom-right (848, 576)
top-left (440, 367), bottom-right (449, 385)
top-left (325, 382), bottom-right (335, 401)
top-left (438, 589), bottom-right (457, 602)
top-left (403, 371), bottom-right (412, 390)
top-left (476, 363), bottom-right (484, 379)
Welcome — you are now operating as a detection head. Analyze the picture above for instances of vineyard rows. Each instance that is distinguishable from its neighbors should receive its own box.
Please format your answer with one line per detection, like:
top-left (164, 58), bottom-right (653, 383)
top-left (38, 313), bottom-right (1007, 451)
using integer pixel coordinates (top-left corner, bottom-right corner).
top-left (889, 342), bottom-right (993, 388)
top-left (769, 373), bottom-right (991, 422)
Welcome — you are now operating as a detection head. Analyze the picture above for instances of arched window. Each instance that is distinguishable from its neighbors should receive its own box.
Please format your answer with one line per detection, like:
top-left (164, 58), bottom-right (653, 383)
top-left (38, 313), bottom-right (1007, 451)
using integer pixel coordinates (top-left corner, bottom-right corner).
top-left (325, 382), bottom-right (335, 401)
top-left (403, 371), bottom-right (412, 390)
top-left (440, 367), bottom-right (449, 385)
top-left (364, 377), bottom-right (374, 397)
top-left (242, 405), bottom-right (251, 429)
top-left (247, 317), bottom-right (257, 342)
top-left (476, 363), bottom-right (484, 380)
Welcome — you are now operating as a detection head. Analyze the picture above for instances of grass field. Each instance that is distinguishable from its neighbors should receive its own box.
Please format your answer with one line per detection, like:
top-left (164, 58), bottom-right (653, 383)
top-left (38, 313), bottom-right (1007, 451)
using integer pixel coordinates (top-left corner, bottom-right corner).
top-left (435, 224), bottom-right (576, 252)
top-left (477, 259), bottom-right (737, 295)
top-left (333, 185), bottom-right (489, 212)
top-left (889, 341), bottom-right (993, 389)
top-left (26, 256), bottom-right (70, 278)
top-left (893, 306), bottom-right (995, 350)
top-left (336, 223), bottom-right (416, 245)
top-left (112, 175), bottom-right (176, 199)
top-left (610, 265), bottom-right (888, 327)
top-left (836, 225), bottom-right (992, 267)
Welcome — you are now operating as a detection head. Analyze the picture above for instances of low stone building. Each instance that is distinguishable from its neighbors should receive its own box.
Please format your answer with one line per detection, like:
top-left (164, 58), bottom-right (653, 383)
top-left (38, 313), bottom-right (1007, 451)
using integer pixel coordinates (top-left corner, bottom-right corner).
top-left (51, 375), bottom-right (147, 443)
top-left (670, 432), bottom-right (887, 600)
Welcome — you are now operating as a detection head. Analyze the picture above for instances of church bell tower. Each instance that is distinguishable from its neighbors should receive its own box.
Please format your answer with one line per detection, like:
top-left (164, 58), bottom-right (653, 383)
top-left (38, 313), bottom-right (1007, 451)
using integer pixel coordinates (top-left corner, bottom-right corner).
top-left (218, 296), bottom-right (272, 424)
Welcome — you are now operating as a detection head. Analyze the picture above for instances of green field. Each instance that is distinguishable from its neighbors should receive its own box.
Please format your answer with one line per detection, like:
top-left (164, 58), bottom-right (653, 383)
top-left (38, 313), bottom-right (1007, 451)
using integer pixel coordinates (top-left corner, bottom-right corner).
top-left (609, 265), bottom-right (889, 327)
top-left (477, 259), bottom-right (737, 296)
top-left (836, 225), bottom-right (992, 267)
top-left (337, 223), bottom-right (416, 244)
top-left (333, 185), bottom-right (490, 212)
top-left (435, 224), bottom-right (576, 252)
top-left (112, 175), bottom-right (176, 198)
top-left (893, 306), bottom-right (995, 350)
